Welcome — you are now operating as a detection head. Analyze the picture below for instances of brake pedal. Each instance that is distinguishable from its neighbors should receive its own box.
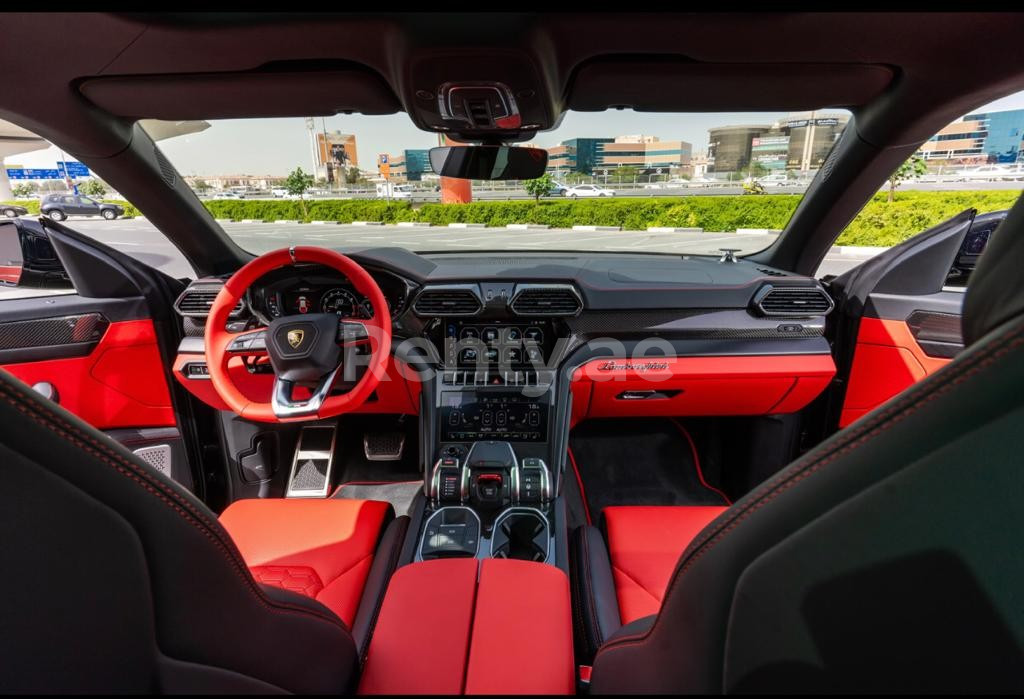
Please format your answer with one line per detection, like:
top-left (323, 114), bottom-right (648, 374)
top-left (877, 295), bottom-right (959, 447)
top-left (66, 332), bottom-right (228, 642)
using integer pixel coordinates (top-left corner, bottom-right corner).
top-left (286, 425), bottom-right (337, 498)
top-left (363, 431), bottom-right (405, 461)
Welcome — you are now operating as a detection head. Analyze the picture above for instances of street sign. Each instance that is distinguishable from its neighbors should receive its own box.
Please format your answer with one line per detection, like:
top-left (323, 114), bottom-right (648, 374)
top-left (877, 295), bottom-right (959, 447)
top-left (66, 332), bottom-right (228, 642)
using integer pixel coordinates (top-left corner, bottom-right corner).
top-left (5, 168), bottom-right (62, 180)
top-left (378, 153), bottom-right (390, 179)
top-left (57, 161), bottom-right (90, 178)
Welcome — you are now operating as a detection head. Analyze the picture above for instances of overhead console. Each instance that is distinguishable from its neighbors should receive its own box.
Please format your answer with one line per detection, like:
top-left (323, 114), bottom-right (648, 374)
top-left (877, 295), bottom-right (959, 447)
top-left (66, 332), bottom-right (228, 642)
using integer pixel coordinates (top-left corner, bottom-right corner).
top-left (403, 51), bottom-right (561, 142)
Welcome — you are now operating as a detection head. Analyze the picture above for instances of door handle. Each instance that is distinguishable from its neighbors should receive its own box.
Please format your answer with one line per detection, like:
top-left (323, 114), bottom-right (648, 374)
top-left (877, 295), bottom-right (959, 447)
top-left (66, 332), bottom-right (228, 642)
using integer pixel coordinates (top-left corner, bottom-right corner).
top-left (616, 389), bottom-right (681, 401)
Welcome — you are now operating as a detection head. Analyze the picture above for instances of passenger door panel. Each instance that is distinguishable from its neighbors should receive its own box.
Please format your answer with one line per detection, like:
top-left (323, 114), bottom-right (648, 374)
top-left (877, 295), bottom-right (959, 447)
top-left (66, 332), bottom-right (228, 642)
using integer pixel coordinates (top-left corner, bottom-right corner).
top-left (826, 209), bottom-right (977, 429)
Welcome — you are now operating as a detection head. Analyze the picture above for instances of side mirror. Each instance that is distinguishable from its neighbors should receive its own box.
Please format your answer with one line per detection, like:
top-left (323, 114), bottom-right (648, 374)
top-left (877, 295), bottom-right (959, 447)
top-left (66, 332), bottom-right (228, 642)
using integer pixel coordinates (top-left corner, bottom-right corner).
top-left (429, 146), bottom-right (548, 181)
top-left (0, 219), bottom-right (73, 290)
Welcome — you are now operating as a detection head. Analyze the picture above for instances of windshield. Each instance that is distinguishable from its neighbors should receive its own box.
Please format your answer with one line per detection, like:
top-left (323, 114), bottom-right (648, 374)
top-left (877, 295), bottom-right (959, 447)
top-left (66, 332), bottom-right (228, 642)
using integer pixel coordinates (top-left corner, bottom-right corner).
top-left (143, 111), bottom-right (852, 258)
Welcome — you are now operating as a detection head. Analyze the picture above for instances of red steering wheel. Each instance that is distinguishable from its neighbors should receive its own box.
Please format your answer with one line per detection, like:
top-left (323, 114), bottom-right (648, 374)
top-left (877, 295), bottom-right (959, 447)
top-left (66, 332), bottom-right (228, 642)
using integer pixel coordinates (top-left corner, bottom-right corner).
top-left (205, 246), bottom-right (392, 423)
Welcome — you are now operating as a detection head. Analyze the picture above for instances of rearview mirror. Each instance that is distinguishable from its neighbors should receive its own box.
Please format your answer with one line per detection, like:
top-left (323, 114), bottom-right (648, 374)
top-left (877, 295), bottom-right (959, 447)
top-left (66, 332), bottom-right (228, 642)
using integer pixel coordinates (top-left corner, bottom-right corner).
top-left (429, 146), bottom-right (548, 181)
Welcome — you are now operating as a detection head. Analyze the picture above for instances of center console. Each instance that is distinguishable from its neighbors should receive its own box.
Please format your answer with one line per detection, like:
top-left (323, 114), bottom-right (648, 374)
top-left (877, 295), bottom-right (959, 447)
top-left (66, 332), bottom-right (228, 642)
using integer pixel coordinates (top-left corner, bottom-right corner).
top-left (416, 316), bottom-right (566, 566)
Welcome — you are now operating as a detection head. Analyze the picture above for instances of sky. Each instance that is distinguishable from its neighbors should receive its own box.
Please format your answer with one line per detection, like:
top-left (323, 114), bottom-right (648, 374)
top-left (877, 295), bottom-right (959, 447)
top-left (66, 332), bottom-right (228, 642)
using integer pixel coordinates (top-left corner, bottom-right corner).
top-left (12, 90), bottom-right (1024, 177)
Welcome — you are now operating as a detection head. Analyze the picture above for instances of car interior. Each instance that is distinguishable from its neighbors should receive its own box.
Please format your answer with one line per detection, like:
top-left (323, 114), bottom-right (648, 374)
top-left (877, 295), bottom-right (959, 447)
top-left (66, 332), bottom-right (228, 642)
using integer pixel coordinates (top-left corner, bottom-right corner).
top-left (1, 11), bottom-right (1023, 694)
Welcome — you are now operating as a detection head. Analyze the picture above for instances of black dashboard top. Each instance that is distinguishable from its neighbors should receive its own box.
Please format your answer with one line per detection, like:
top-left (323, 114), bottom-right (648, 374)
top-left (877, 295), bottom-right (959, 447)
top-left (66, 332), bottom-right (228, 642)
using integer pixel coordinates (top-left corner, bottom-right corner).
top-left (298, 247), bottom-right (815, 312)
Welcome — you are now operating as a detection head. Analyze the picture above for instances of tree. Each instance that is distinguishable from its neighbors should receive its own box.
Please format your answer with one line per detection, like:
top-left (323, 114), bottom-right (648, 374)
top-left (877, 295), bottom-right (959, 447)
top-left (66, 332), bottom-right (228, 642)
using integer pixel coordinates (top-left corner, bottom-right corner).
top-left (284, 166), bottom-right (315, 217)
top-left (747, 161), bottom-right (769, 178)
top-left (347, 167), bottom-right (367, 186)
top-left (11, 182), bottom-right (37, 198)
top-left (523, 173), bottom-right (555, 203)
top-left (888, 155), bottom-right (927, 202)
top-left (78, 179), bottom-right (107, 197)
top-left (192, 179), bottom-right (211, 195)
top-left (611, 166), bottom-right (639, 184)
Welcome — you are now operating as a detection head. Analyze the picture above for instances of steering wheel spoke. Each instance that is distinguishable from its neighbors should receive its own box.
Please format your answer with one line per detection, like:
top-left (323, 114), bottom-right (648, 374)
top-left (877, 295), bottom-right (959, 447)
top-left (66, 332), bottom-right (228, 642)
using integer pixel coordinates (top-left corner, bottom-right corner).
top-left (338, 320), bottom-right (372, 347)
top-left (271, 366), bottom-right (342, 419)
top-left (225, 329), bottom-right (269, 355)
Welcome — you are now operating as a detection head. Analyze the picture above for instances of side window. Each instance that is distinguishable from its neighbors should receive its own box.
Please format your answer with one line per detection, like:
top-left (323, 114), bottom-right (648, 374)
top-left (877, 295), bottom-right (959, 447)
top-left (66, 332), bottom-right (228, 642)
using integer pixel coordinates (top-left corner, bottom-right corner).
top-left (0, 119), bottom-right (189, 301)
top-left (817, 88), bottom-right (1024, 283)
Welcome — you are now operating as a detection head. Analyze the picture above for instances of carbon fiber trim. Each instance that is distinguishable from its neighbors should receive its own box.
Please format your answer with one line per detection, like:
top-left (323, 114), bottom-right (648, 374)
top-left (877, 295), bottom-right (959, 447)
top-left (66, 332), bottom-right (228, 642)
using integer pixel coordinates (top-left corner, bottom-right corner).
top-left (0, 313), bottom-right (108, 351)
top-left (565, 310), bottom-right (825, 338)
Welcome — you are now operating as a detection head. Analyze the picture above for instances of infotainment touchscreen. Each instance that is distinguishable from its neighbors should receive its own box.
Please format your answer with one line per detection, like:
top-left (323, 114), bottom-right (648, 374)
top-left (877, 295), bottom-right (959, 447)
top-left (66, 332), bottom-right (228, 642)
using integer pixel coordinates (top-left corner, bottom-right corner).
top-left (440, 392), bottom-right (548, 442)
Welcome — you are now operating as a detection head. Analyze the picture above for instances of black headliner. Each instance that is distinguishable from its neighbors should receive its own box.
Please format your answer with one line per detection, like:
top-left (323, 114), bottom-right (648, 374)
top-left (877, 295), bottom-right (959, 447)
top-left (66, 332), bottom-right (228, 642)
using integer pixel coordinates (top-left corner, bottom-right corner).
top-left (1, 12), bottom-right (1023, 277)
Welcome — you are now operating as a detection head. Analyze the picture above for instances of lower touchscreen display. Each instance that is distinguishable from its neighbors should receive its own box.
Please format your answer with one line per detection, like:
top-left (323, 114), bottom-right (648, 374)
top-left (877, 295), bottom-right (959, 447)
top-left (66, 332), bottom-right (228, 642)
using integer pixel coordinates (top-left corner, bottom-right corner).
top-left (440, 392), bottom-right (548, 442)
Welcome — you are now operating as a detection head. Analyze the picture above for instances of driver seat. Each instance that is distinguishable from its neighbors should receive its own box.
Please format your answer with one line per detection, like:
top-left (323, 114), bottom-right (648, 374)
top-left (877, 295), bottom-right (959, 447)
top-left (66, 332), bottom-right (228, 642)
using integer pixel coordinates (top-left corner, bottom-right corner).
top-left (0, 367), bottom-right (404, 693)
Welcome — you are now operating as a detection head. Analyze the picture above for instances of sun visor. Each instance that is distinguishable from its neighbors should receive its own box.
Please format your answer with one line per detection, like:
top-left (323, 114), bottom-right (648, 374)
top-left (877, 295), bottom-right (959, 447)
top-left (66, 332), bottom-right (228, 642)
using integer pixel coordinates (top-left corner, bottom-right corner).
top-left (79, 67), bottom-right (402, 120)
top-left (568, 60), bottom-right (894, 112)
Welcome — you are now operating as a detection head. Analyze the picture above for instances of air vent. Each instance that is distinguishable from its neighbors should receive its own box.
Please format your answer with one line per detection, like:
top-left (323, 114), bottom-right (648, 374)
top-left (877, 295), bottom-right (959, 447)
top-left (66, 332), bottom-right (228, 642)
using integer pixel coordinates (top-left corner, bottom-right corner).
top-left (412, 286), bottom-right (483, 317)
top-left (757, 267), bottom-right (788, 277)
top-left (510, 285), bottom-right (583, 317)
top-left (754, 285), bottom-right (834, 317)
top-left (174, 287), bottom-right (245, 318)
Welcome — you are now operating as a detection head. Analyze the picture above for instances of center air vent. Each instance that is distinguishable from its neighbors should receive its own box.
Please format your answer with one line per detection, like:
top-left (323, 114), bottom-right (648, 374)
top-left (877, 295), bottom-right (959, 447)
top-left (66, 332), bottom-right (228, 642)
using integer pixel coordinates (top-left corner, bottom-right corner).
top-left (174, 286), bottom-right (245, 318)
top-left (510, 285), bottom-right (583, 317)
top-left (753, 285), bottom-right (834, 317)
top-left (412, 286), bottom-right (483, 316)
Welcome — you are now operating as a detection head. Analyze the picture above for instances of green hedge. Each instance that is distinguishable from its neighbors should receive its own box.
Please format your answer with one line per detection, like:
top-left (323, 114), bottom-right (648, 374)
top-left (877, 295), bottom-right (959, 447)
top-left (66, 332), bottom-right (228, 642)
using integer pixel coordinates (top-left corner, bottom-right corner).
top-left (835, 191), bottom-right (1021, 246)
top-left (4, 190), bottom-right (1020, 247)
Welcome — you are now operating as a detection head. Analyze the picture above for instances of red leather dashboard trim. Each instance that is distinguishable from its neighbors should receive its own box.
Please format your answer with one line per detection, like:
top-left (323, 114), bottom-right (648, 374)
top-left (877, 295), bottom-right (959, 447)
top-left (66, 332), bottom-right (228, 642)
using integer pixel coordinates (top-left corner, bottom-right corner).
top-left (359, 559), bottom-right (575, 695)
top-left (464, 559), bottom-right (575, 695)
top-left (571, 354), bottom-right (835, 420)
top-left (604, 505), bottom-right (728, 624)
top-left (1, 319), bottom-right (175, 429)
top-left (219, 498), bottom-right (391, 628)
top-left (173, 353), bottom-right (420, 415)
top-left (359, 558), bottom-right (478, 695)
top-left (840, 317), bottom-right (951, 427)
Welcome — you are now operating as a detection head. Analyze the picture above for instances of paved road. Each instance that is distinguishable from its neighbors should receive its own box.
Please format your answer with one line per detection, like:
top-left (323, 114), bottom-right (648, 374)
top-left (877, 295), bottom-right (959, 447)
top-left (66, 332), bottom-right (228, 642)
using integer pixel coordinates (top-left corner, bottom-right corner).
top-left (0, 218), bottom-right (871, 300)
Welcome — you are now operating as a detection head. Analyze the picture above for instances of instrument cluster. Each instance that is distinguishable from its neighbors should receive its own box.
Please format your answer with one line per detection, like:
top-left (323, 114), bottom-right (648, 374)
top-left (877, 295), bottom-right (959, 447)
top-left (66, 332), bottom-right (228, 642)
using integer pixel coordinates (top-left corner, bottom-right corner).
top-left (247, 265), bottom-right (412, 324)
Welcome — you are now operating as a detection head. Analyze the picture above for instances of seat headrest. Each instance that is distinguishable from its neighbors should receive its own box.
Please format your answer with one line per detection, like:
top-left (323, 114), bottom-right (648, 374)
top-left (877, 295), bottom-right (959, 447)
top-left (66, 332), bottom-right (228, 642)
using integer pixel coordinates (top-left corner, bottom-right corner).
top-left (963, 191), bottom-right (1024, 346)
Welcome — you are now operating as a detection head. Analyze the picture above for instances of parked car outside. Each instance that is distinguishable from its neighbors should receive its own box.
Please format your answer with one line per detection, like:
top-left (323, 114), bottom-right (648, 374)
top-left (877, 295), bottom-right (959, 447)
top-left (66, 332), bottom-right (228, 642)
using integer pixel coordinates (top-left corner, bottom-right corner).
top-left (39, 193), bottom-right (124, 221)
top-left (548, 181), bottom-right (568, 196)
top-left (2, 204), bottom-right (29, 218)
top-left (565, 184), bottom-right (615, 198)
top-left (757, 173), bottom-right (792, 186)
top-left (954, 165), bottom-right (1014, 182)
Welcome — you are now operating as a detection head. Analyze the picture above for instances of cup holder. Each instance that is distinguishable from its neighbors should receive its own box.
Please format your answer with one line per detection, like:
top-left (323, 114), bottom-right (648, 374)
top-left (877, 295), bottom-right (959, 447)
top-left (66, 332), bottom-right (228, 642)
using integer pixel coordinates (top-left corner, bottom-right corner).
top-left (490, 509), bottom-right (548, 563)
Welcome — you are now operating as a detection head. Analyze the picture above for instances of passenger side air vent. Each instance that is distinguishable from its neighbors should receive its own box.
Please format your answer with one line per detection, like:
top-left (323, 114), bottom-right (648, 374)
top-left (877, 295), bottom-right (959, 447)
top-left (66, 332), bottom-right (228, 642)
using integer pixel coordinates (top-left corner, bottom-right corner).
top-left (174, 286), bottom-right (245, 318)
top-left (510, 285), bottom-right (583, 317)
top-left (753, 285), bottom-right (834, 317)
top-left (412, 286), bottom-right (483, 317)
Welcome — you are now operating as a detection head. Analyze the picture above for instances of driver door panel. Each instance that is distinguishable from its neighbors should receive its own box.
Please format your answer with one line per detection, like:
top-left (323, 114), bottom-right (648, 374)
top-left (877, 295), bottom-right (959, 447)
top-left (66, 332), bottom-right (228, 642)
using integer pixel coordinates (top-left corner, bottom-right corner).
top-left (0, 218), bottom-right (196, 490)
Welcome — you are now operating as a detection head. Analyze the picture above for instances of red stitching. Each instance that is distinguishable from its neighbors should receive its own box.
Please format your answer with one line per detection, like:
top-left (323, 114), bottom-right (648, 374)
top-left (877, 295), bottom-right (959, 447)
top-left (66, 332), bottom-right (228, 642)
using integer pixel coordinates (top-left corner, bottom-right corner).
top-left (594, 320), bottom-right (1024, 660)
top-left (0, 377), bottom-right (344, 629)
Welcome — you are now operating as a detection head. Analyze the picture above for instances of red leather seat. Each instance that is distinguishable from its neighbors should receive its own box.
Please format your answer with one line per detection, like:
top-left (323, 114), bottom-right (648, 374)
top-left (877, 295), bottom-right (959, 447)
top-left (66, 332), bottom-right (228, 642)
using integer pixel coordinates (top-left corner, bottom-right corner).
top-left (219, 497), bottom-right (392, 628)
top-left (604, 506), bottom-right (728, 624)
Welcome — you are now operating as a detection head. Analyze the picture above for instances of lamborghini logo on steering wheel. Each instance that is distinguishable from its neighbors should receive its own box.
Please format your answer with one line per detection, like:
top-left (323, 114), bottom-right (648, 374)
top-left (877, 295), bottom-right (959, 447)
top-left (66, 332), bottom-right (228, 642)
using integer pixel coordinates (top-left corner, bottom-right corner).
top-left (286, 329), bottom-right (305, 349)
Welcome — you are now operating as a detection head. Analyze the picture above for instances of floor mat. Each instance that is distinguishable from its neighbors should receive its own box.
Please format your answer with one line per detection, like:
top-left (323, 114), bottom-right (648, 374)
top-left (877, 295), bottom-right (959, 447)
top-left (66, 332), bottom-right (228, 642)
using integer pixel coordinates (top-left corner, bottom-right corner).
top-left (333, 481), bottom-right (423, 517)
top-left (568, 418), bottom-right (729, 522)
